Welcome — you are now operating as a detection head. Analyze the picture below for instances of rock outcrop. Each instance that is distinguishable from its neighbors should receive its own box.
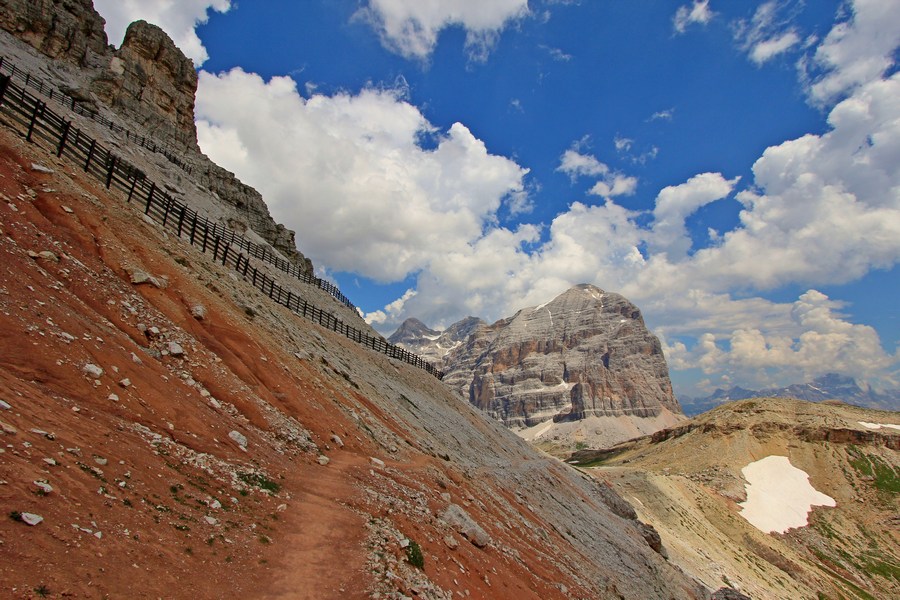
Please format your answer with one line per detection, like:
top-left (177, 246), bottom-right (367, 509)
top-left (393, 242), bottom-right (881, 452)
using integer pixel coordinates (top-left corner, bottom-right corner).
top-left (89, 20), bottom-right (199, 149)
top-left (0, 0), bottom-right (108, 66)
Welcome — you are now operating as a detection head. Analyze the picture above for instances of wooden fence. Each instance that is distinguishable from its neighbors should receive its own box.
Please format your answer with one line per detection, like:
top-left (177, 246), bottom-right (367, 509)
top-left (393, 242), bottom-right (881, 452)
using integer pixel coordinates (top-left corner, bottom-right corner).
top-left (0, 72), bottom-right (444, 380)
top-left (0, 56), bottom-right (193, 173)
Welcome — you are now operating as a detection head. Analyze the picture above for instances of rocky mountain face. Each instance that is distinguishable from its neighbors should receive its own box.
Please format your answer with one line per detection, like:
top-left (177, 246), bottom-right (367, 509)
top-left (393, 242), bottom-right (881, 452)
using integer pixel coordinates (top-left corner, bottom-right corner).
top-left (0, 4), bottom-right (717, 599)
top-left (407, 284), bottom-right (680, 426)
top-left (392, 285), bottom-right (685, 452)
top-left (0, 0), bottom-right (108, 66)
top-left (572, 397), bottom-right (900, 600)
top-left (388, 316), bottom-right (484, 367)
top-left (681, 373), bottom-right (900, 416)
top-left (0, 0), bottom-right (308, 270)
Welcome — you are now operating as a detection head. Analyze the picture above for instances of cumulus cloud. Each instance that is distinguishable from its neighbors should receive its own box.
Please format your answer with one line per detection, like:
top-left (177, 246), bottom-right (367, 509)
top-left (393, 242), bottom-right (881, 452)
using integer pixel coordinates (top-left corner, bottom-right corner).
top-left (649, 173), bottom-right (739, 259)
top-left (805, 0), bottom-right (900, 105)
top-left (680, 290), bottom-right (898, 389)
top-left (93, 0), bottom-right (230, 65)
top-left (188, 0), bottom-right (898, 393)
top-left (355, 0), bottom-right (529, 61)
top-left (674, 1), bottom-right (714, 34)
top-left (557, 147), bottom-right (638, 199)
top-left (196, 69), bottom-right (528, 283)
top-left (733, 1), bottom-right (801, 66)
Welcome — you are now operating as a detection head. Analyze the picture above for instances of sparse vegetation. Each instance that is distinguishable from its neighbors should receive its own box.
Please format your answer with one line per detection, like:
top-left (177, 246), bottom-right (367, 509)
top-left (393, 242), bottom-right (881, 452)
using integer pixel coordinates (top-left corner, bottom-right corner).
top-left (405, 540), bottom-right (424, 570)
top-left (237, 471), bottom-right (281, 494)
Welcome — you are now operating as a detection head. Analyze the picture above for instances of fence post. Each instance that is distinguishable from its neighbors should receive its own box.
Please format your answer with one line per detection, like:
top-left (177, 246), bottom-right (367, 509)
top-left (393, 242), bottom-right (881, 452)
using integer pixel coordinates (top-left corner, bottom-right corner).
top-left (0, 74), bottom-right (9, 105)
top-left (84, 139), bottom-right (96, 172)
top-left (176, 205), bottom-right (185, 237)
top-left (126, 173), bottom-right (138, 203)
top-left (56, 120), bottom-right (71, 157)
top-left (26, 100), bottom-right (44, 142)
top-left (145, 182), bottom-right (155, 215)
top-left (161, 197), bottom-right (171, 226)
top-left (189, 213), bottom-right (198, 244)
top-left (105, 155), bottom-right (117, 188)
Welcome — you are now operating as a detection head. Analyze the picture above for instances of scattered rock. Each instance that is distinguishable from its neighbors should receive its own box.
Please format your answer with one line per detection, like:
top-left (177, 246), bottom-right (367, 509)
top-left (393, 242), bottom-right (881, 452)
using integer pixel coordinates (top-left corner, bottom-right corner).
top-left (61, 205), bottom-right (74, 213)
top-left (443, 535), bottom-right (459, 550)
top-left (167, 342), bottom-right (184, 357)
top-left (441, 504), bottom-right (491, 548)
top-left (228, 430), bottom-right (248, 450)
top-left (82, 363), bottom-right (104, 378)
top-left (204, 516), bottom-right (218, 526)
top-left (129, 269), bottom-right (166, 288)
top-left (370, 457), bottom-right (386, 468)
top-left (330, 434), bottom-right (344, 448)
top-left (190, 304), bottom-right (207, 320)
top-left (119, 378), bottom-right (132, 388)
top-left (19, 512), bottom-right (44, 526)
top-left (31, 162), bottom-right (54, 174)
top-left (33, 480), bottom-right (53, 494)
top-left (0, 400), bottom-right (10, 410)
top-left (317, 455), bottom-right (330, 466)
top-left (38, 250), bottom-right (59, 262)
top-left (1, 421), bottom-right (18, 435)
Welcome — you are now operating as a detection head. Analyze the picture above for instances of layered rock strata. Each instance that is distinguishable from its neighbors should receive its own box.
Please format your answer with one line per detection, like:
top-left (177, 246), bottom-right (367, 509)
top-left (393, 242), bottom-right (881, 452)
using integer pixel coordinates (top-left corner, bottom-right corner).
top-left (395, 284), bottom-right (682, 429)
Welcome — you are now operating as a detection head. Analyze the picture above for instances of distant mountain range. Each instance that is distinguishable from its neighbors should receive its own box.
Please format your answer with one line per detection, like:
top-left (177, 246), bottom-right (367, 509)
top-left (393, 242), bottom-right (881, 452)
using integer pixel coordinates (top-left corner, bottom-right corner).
top-left (679, 373), bottom-right (900, 416)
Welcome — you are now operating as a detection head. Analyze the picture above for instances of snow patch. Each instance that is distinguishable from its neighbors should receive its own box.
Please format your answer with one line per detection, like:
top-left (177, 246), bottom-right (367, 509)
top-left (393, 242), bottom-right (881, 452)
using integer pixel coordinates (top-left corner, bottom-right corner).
top-left (738, 456), bottom-right (835, 534)
top-left (858, 421), bottom-right (900, 431)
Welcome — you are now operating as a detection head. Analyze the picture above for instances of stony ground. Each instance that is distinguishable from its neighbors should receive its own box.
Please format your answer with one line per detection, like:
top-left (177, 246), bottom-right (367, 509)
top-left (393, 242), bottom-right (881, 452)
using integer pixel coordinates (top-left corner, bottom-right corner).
top-left (0, 109), bottom-right (707, 599)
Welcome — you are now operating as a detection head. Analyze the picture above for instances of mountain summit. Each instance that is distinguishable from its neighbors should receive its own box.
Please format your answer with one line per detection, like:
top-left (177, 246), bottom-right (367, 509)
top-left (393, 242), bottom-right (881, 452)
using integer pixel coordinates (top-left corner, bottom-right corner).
top-left (394, 284), bottom-right (685, 450)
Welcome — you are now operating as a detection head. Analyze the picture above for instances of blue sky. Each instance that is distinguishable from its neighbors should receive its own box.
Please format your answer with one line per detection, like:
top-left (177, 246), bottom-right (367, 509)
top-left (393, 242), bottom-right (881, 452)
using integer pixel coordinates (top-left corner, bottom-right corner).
top-left (93, 1), bottom-right (899, 398)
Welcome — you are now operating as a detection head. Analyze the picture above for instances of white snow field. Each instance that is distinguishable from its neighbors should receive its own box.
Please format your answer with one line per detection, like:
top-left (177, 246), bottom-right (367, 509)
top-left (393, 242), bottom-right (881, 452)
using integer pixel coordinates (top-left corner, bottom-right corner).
top-left (738, 455), bottom-right (836, 534)
top-left (858, 421), bottom-right (900, 431)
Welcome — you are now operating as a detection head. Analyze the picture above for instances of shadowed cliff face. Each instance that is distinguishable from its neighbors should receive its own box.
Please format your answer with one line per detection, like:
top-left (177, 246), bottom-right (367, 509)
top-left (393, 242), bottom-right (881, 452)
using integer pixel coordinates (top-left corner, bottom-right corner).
top-left (440, 284), bottom-right (681, 428)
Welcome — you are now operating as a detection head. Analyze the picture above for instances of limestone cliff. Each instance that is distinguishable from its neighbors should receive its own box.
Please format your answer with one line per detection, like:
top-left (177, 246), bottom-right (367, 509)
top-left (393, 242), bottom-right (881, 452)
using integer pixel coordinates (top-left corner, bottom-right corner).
top-left (395, 284), bottom-right (682, 431)
top-left (0, 0), bottom-right (108, 66)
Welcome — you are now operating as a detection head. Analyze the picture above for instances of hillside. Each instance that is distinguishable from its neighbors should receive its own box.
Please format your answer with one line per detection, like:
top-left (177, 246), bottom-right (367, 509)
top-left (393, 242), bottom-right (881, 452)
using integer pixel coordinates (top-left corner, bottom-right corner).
top-left (572, 398), bottom-right (900, 600)
top-left (0, 6), bottom-right (712, 599)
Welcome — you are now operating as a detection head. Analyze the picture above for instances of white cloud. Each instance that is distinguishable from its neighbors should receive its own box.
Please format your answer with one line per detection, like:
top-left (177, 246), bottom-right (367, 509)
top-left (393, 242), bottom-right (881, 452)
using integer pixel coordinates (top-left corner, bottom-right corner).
top-left (733, 1), bottom-right (801, 66)
top-left (649, 173), bottom-right (739, 259)
top-left (680, 290), bottom-right (898, 389)
top-left (557, 148), bottom-right (609, 179)
top-left (93, 0), bottom-right (231, 65)
top-left (805, 0), bottom-right (900, 105)
top-left (674, 1), bottom-right (714, 34)
top-left (355, 0), bottom-right (529, 61)
top-left (749, 31), bottom-right (800, 65)
top-left (557, 147), bottom-right (638, 199)
top-left (196, 68), bottom-right (528, 283)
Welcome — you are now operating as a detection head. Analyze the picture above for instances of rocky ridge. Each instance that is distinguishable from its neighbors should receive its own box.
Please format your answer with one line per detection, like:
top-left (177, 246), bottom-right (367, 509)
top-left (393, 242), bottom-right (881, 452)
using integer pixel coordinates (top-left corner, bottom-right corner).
top-left (682, 373), bottom-right (900, 416)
